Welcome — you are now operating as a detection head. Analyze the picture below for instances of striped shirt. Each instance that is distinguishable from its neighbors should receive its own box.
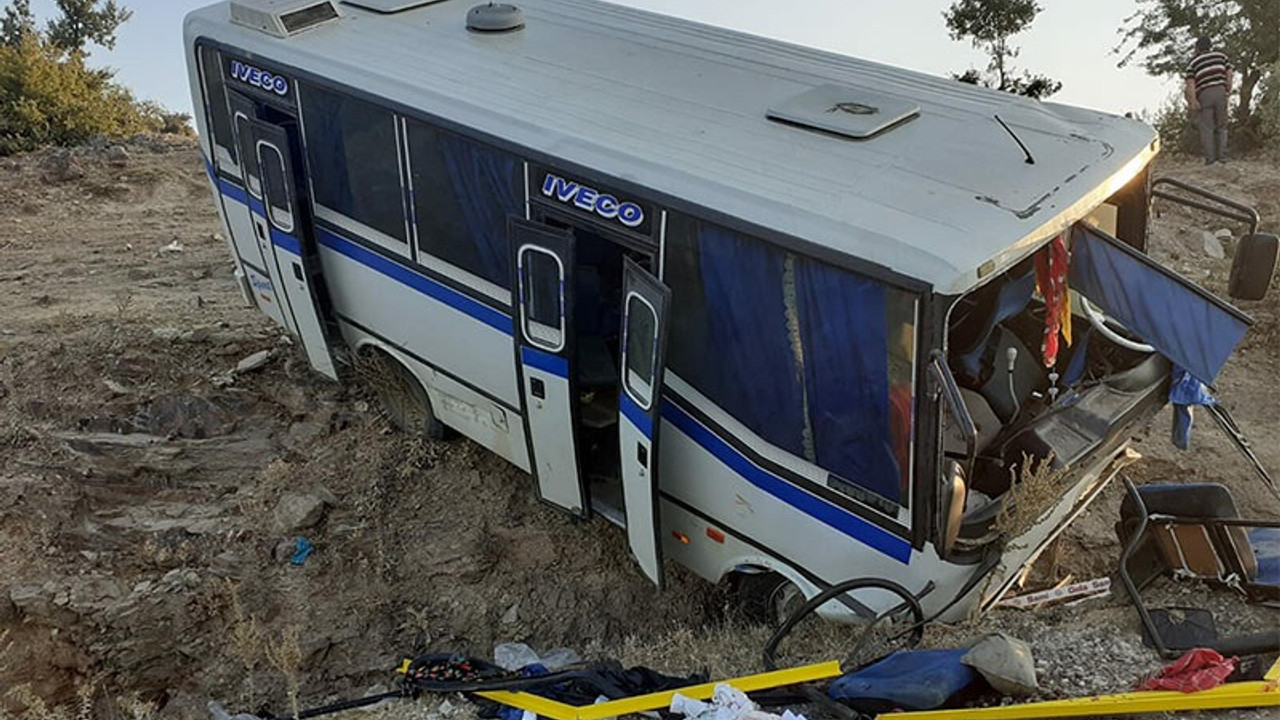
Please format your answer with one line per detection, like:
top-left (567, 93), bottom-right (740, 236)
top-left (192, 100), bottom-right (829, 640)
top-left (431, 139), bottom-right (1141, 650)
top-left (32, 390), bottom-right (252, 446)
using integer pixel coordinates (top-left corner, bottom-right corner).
top-left (1186, 51), bottom-right (1231, 95)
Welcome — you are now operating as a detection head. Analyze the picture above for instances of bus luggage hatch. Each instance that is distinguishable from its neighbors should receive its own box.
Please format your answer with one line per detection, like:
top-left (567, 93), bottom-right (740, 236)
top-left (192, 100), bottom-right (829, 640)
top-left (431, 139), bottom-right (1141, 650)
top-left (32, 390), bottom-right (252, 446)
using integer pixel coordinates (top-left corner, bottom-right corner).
top-left (511, 218), bottom-right (588, 516)
top-left (618, 257), bottom-right (671, 587)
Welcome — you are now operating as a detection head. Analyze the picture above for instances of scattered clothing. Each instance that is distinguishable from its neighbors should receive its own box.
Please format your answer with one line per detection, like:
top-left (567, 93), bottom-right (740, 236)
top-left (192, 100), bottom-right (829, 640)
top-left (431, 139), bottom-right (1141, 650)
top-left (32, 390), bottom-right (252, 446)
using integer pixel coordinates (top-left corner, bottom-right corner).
top-left (828, 649), bottom-right (976, 713)
top-left (290, 536), bottom-right (314, 565)
top-left (1138, 648), bottom-right (1237, 693)
top-left (671, 683), bottom-right (807, 720)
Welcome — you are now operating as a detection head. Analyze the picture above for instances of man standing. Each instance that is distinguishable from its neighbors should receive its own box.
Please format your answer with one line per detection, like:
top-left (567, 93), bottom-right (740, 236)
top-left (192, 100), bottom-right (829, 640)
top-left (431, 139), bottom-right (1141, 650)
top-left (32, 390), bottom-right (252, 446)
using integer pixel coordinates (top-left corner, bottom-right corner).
top-left (1185, 36), bottom-right (1233, 164)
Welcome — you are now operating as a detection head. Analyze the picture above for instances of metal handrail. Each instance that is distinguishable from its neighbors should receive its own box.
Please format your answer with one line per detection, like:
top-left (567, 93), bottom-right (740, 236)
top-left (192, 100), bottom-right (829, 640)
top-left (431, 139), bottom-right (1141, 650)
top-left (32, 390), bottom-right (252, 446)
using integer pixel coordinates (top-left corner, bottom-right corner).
top-left (1151, 177), bottom-right (1261, 237)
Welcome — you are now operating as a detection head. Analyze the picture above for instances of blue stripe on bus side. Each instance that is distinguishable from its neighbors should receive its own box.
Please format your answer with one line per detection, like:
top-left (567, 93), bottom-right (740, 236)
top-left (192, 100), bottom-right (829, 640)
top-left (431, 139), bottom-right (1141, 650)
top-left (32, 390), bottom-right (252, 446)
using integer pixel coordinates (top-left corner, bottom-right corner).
top-left (521, 346), bottom-right (568, 377)
top-left (660, 399), bottom-right (912, 564)
top-left (316, 227), bottom-right (514, 335)
top-left (271, 228), bottom-right (302, 256)
top-left (620, 391), bottom-right (653, 438)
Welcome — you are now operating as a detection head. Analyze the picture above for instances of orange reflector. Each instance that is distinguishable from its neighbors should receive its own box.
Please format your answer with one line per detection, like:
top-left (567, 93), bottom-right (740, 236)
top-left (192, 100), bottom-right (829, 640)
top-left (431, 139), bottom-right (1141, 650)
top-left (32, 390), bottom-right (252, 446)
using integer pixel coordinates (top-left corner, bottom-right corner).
top-left (706, 527), bottom-right (726, 544)
top-left (672, 531), bottom-right (691, 545)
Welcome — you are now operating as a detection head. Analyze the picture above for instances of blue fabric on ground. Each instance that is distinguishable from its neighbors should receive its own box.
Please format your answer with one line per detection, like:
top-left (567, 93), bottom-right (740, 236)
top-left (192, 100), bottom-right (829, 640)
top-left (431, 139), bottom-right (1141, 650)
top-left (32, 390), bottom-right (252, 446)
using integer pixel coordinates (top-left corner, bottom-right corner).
top-left (829, 649), bottom-right (976, 711)
top-left (1069, 225), bottom-right (1248, 384)
top-left (1249, 528), bottom-right (1280, 586)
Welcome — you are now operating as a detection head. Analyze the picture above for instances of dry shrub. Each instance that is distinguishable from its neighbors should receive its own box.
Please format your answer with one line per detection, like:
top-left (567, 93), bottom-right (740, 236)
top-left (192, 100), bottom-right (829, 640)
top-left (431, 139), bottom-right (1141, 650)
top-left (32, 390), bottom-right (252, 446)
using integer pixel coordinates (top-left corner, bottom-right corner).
top-left (265, 626), bottom-right (304, 720)
top-left (993, 452), bottom-right (1064, 543)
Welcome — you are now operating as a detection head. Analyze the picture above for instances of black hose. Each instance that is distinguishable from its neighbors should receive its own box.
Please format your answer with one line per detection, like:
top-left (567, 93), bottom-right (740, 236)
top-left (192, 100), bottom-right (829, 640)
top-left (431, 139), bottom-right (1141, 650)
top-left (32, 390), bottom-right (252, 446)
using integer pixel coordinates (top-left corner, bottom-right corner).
top-left (762, 578), bottom-right (926, 720)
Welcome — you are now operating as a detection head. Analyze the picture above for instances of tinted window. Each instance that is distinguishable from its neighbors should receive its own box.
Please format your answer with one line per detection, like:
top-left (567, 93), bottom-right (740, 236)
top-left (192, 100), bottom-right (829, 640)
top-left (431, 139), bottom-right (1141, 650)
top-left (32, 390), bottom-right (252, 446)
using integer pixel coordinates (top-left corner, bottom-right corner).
top-left (521, 248), bottom-right (563, 350)
top-left (259, 144), bottom-right (294, 231)
top-left (299, 83), bottom-right (406, 242)
top-left (198, 46), bottom-right (237, 167)
top-left (625, 293), bottom-right (658, 406)
top-left (406, 120), bottom-right (522, 285)
top-left (665, 215), bottom-right (917, 507)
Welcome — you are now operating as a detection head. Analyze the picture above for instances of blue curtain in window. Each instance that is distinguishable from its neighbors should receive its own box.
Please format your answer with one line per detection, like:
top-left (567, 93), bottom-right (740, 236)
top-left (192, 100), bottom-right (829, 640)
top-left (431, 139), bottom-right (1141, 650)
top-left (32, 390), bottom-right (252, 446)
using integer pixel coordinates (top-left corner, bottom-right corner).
top-left (698, 225), bottom-right (806, 457)
top-left (301, 88), bottom-right (355, 216)
top-left (794, 258), bottom-right (899, 503)
top-left (440, 133), bottom-right (520, 285)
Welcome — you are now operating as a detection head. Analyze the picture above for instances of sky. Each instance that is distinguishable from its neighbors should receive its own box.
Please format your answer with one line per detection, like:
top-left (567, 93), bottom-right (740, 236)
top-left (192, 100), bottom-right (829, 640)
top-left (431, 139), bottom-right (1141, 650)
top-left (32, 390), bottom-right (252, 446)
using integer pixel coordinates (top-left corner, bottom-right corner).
top-left (27, 0), bottom-right (1180, 118)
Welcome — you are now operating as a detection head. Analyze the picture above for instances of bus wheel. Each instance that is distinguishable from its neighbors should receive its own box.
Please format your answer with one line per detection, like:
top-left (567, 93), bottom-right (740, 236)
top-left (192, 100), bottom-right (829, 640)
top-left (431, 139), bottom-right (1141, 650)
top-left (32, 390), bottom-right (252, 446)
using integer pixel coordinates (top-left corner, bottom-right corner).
top-left (359, 348), bottom-right (447, 440)
top-left (733, 571), bottom-right (804, 628)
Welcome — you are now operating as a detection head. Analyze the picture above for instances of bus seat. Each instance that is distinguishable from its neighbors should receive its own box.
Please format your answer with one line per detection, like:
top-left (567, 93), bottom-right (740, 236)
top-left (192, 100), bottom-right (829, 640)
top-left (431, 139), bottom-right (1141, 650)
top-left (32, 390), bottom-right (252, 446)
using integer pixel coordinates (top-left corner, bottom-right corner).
top-left (1118, 483), bottom-right (1280, 606)
top-left (955, 271), bottom-right (1036, 383)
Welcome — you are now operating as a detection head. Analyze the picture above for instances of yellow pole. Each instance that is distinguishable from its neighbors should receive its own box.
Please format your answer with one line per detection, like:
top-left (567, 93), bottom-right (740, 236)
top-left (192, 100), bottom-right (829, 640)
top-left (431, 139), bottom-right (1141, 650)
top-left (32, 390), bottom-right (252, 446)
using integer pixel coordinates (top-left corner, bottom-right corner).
top-left (874, 681), bottom-right (1280, 720)
top-left (478, 661), bottom-right (843, 720)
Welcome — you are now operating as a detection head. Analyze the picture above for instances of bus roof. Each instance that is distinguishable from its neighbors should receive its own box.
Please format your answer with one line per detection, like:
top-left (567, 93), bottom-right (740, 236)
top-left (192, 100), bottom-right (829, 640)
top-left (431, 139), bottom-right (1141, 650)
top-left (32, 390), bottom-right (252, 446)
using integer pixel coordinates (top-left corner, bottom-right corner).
top-left (186, 0), bottom-right (1159, 293)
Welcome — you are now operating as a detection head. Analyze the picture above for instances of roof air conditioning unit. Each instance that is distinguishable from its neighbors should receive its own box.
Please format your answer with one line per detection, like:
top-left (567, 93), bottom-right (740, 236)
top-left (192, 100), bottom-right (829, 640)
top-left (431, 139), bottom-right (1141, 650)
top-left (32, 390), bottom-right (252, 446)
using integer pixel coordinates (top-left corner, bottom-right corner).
top-left (230, 0), bottom-right (342, 38)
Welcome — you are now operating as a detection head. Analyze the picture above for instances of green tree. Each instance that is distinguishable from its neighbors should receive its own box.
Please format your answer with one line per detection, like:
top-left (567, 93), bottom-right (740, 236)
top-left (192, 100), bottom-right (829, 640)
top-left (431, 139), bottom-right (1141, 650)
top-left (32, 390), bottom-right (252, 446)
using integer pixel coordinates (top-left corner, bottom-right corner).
top-left (1118, 0), bottom-right (1279, 125)
top-left (944, 0), bottom-right (1061, 99)
top-left (0, 32), bottom-right (152, 153)
top-left (1, 0), bottom-right (35, 47)
top-left (45, 0), bottom-right (131, 52)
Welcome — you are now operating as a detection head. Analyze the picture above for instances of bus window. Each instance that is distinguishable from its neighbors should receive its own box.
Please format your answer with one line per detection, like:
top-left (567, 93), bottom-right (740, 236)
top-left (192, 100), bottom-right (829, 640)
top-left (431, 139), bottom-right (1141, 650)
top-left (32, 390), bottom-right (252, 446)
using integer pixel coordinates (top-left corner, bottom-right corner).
top-left (665, 215), bottom-right (917, 511)
top-left (258, 143), bottom-right (294, 232)
top-left (624, 292), bottom-right (659, 408)
top-left (520, 247), bottom-right (565, 351)
top-left (198, 45), bottom-right (238, 173)
top-left (298, 83), bottom-right (407, 249)
top-left (405, 120), bottom-right (522, 287)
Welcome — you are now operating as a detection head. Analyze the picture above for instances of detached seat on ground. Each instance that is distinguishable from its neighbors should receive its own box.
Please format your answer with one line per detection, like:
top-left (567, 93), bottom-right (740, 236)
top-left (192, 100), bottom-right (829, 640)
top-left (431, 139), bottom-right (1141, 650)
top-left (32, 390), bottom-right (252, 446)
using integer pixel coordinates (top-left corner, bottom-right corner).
top-left (1117, 482), bottom-right (1280, 607)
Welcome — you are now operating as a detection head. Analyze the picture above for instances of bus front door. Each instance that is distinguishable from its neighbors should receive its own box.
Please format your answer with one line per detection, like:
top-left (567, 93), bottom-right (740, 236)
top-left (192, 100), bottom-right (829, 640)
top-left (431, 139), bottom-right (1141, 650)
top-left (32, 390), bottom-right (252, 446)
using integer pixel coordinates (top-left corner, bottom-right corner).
top-left (249, 121), bottom-right (338, 381)
top-left (510, 218), bottom-right (588, 516)
top-left (618, 258), bottom-right (671, 587)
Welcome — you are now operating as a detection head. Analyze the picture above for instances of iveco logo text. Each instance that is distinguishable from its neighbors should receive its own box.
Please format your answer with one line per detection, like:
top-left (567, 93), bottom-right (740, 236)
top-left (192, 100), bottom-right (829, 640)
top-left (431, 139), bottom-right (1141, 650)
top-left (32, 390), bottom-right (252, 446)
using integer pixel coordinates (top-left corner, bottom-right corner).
top-left (230, 60), bottom-right (289, 97)
top-left (541, 174), bottom-right (644, 229)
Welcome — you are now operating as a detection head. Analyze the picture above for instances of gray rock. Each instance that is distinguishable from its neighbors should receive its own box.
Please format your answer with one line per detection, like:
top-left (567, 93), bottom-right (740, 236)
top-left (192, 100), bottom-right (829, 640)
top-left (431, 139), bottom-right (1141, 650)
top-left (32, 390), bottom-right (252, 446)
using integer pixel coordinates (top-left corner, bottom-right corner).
top-left (1202, 231), bottom-right (1226, 259)
top-left (235, 350), bottom-right (273, 374)
top-left (106, 145), bottom-right (130, 166)
top-left (963, 632), bottom-right (1039, 697)
top-left (274, 493), bottom-right (327, 532)
top-left (1214, 228), bottom-right (1233, 240)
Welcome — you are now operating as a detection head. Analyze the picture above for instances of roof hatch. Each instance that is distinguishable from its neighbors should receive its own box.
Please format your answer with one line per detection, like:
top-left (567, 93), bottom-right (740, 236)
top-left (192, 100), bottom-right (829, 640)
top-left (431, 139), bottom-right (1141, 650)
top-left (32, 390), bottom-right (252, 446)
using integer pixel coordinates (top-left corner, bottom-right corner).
top-left (767, 84), bottom-right (919, 139)
top-left (341, 0), bottom-right (448, 13)
top-left (229, 0), bottom-right (341, 38)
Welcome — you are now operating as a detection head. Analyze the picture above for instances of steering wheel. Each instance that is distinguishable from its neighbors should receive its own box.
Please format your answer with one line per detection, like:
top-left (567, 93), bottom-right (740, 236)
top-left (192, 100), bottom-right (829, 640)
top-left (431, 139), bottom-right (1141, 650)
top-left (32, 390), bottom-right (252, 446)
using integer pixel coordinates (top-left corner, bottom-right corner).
top-left (1078, 296), bottom-right (1155, 354)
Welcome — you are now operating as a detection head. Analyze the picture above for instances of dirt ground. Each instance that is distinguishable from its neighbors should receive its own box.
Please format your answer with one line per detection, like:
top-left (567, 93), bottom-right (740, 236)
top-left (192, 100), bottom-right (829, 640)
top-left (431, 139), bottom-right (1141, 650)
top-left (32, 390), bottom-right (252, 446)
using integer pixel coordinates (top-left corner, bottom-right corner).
top-left (0, 137), bottom-right (1277, 720)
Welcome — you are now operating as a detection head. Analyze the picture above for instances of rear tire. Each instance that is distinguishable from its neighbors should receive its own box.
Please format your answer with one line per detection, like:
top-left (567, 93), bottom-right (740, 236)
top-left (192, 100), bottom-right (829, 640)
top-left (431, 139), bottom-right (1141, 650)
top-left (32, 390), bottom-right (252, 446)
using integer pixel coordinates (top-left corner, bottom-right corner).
top-left (360, 348), bottom-right (447, 441)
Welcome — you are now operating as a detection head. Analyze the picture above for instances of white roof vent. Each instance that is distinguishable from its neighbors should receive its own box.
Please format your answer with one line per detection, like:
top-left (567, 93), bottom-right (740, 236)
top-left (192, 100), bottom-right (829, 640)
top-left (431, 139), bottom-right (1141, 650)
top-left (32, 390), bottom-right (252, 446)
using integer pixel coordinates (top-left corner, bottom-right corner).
top-left (467, 3), bottom-right (524, 32)
top-left (768, 84), bottom-right (919, 139)
top-left (230, 0), bottom-right (341, 38)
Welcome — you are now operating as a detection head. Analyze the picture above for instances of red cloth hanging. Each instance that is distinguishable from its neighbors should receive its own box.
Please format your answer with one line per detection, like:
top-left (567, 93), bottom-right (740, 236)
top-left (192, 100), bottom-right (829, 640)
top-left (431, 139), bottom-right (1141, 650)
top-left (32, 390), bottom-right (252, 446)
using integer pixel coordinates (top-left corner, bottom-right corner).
top-left (1034, 234), bottom-right (1072, 367)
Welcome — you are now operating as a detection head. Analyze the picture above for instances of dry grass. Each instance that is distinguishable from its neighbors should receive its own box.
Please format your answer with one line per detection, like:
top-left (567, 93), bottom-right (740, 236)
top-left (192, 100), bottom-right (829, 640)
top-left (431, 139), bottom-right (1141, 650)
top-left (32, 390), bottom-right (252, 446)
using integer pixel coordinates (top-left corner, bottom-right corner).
top-left (265, 626), bottom-right (305, 720)
top-left (993, 453), bottom-right (1066, 543)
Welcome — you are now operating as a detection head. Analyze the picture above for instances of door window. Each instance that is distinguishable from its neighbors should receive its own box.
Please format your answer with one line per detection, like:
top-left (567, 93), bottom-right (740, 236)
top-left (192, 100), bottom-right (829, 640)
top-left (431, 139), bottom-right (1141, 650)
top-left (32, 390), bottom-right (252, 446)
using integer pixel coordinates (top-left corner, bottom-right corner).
top-left (234, 114), bottom-right (262, 198)
top-left (257, 142), bottom-right (295, 232)
top-left (520, 246), bottom-right (565, 351)
top-left (624, 292), bottom-right (658, 408)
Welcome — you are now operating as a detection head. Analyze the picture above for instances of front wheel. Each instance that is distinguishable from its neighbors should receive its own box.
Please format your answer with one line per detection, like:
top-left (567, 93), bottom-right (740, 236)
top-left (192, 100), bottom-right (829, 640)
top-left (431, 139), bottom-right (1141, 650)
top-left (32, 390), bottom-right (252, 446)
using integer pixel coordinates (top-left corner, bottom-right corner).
top-left (732, 571), bottom-right (805, 628)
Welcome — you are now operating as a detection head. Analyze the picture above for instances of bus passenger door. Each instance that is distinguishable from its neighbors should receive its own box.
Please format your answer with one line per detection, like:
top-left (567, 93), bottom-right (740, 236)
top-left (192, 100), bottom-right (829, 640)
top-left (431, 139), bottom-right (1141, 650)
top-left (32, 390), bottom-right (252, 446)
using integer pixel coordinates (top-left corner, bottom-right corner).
top-left (618, 258), bottom-right (671, 587)
top-left (510, 218), bottom-right (587, 516)
top-left (229, 94), bottom-right (291, 332)
top-left (250, 122), bottom-right (338, 381)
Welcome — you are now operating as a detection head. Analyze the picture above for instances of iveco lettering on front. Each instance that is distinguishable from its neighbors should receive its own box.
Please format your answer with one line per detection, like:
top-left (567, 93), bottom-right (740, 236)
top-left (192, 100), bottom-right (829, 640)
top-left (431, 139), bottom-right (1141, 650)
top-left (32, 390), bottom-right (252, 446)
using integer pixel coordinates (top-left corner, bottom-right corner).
top-left (541, 173), bottom-right (644, 229)
top-left (229, 59), bottom-right (289, 96)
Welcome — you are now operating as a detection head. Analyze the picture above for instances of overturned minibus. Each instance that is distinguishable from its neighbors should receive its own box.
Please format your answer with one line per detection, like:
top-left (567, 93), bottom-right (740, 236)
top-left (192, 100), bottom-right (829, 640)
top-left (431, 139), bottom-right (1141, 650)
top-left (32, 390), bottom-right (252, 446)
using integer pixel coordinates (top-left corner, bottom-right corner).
top-left (184, 0), bottom-right (1274, 622)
